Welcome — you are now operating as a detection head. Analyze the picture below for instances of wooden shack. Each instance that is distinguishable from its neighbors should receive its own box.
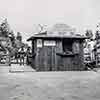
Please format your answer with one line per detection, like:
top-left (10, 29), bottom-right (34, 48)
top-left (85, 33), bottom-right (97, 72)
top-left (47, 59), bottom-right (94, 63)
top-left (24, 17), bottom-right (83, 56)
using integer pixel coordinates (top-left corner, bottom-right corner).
top-left (27, 24), bottom-right (87, 71)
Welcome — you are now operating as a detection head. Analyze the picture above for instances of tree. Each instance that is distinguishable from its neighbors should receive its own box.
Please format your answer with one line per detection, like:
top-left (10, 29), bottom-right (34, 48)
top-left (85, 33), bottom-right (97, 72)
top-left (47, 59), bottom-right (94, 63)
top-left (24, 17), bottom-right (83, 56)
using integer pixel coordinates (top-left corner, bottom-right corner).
top-left (0, 18), bottom-right (17, 57)
top-left (38, 24), bottom-right (47, 33)
top-left (85, 30), bottom-right (93, 39)
top-left (84, 30), bottom-right (93, 48)
top-left (0, 18), bottom-right (27, 57)
top-left (0, 18), bottom-right (11, 37)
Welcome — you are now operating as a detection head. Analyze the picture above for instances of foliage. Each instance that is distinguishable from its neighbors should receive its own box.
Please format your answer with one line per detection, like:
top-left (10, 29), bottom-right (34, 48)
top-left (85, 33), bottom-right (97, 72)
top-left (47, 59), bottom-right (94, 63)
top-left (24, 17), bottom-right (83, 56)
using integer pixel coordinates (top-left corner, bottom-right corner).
top-left (84, 30), bottom-right (93, 48)
top-left (85, 30), bottom-right (93, 39)
top-left (0, 18), bottom-right (28, 57)
top-left (0, 19), bottom-right (17, 56)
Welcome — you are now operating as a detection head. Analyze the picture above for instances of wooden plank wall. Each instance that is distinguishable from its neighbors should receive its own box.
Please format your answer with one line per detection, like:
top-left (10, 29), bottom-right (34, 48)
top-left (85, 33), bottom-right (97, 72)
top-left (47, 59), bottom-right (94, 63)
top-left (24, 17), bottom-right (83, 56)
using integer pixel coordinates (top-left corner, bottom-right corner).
top-left (55, 40), bottom-right (85, 71)
top-left (32, 39), bottom-right (85, 71)
top-left (56, 40), bottom-right (63, 71)
top-left (34, 46), bottom-right (56, 71)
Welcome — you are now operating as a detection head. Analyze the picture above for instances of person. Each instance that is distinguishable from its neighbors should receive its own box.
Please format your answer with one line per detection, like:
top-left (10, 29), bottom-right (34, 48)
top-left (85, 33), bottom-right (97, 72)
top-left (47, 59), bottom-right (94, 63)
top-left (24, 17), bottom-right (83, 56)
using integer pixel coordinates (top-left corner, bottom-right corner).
top-left (15, 49), bottom-right (19, 64)
top-left (19, 47), bottom-right (25, 65)
top-left (26, 47), bottom-right (31, 65)
top-left (7, 50), bottom-right (11, 66)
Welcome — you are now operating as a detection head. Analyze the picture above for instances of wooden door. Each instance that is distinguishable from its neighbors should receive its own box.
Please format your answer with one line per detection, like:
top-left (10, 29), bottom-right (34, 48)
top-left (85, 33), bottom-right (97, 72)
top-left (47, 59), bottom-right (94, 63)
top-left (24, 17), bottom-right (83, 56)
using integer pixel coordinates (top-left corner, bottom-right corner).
top-left (44, 46), bottom-right (55, 71)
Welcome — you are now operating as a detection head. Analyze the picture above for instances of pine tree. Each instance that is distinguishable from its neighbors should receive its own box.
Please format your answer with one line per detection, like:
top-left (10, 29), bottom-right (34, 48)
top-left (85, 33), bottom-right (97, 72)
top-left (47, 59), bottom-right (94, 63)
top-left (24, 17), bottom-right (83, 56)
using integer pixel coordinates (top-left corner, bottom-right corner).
top-left (0, 18), bottom-right (11, 37)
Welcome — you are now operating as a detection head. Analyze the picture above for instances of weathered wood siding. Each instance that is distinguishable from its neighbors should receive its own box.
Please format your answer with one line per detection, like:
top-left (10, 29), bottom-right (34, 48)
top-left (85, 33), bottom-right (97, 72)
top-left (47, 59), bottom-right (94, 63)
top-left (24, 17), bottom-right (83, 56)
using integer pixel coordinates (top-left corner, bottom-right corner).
top-left (34, 46), bottom-right (56, 71)
top-left (56, 40), bottom-right (63, 70)
top-left (32, 39), bottom-right (85, 71)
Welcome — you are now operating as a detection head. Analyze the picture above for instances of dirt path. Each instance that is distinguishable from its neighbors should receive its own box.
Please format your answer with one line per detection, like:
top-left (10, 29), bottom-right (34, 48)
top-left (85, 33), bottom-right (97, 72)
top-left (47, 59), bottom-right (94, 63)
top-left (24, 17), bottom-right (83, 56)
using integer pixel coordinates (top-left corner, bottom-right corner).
top-left (0, 65), bottom-right (100, 100)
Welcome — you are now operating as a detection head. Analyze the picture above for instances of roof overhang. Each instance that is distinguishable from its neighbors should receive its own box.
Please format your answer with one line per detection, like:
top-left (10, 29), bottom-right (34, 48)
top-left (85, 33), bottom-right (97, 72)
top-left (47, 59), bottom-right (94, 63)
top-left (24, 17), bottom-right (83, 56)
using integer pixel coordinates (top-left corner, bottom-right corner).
top-left (27, 35), bottom-right (88, 41)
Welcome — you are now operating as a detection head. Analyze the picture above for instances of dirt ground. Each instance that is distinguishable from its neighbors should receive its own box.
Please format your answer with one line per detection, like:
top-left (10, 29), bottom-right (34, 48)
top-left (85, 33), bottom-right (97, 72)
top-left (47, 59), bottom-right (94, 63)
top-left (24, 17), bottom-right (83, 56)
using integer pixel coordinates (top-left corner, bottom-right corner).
top-left (0, 65), bottom-right (100, 100)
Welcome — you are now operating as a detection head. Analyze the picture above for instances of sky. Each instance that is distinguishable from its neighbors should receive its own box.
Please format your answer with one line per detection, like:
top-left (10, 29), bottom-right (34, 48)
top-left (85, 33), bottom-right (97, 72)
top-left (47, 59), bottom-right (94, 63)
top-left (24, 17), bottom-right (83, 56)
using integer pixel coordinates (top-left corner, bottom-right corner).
top-left (0, 0), bottom-right (99, 42)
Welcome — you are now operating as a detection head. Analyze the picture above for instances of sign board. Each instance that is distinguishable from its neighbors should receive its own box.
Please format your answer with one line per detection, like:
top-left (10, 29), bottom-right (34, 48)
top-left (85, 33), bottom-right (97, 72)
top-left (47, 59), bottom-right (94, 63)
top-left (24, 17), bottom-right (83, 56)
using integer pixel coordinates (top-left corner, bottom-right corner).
top-left (44, 40), bottom-right (56, 46)
top-left (37, 39), bottom-right (42, 48)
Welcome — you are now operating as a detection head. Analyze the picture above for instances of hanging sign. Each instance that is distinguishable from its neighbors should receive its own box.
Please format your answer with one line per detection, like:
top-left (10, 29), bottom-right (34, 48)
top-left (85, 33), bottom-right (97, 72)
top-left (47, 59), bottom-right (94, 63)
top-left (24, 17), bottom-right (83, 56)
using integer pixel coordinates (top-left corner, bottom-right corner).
top-left (44, 40), bottom-right (56, 46)
top-left (37, 39), bottom-right (42, 48)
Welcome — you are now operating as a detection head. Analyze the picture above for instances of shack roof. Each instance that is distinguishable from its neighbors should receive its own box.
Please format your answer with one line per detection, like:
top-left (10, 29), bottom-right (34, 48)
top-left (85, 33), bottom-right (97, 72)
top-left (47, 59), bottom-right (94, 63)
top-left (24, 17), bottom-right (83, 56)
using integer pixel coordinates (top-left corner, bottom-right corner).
top-left (27, 23), bottom-right (88, 41)
top-left (27, 32), bottom-right (87, 41)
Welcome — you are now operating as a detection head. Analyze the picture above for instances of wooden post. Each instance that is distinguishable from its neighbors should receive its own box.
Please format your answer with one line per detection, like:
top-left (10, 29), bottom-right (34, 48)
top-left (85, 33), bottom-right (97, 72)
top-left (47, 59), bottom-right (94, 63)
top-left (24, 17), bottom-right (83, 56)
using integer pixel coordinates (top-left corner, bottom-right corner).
top-left (6, 51), bottom-right (11, 66)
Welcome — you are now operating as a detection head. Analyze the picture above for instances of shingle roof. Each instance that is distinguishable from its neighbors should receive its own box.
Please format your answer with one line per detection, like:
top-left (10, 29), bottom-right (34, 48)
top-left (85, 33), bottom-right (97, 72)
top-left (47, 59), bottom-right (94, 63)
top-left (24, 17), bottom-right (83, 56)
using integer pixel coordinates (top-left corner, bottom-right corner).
top-left (27, 33), bottom-right (87, 41)
top-left (27, 23), bottom-right (88, 41)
